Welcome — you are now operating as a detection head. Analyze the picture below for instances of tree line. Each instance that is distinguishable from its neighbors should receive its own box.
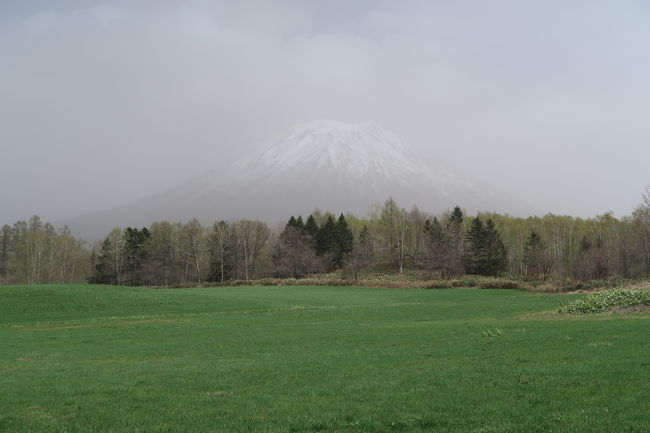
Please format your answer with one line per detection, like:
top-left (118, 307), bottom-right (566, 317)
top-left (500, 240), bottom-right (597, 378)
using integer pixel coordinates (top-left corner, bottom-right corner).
top-left (88, 219), bottom-right (270, 286)
top-left (0, 216), bottom-right (87, 284)
top-left (2, 189), bottom-right (650, 286)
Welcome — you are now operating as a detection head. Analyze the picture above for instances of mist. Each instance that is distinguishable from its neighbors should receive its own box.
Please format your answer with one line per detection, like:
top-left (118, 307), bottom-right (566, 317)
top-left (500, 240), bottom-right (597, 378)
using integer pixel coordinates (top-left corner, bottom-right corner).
top-left (2, 0), bottom-right (650, 225)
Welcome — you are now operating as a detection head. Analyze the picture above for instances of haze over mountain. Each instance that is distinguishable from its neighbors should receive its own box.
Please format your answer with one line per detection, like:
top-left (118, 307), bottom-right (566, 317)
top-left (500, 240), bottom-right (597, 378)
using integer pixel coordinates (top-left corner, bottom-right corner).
top-left (65, 121), bottom-right (535, 240)
top-left (3, 3), bottom-right (650, 224)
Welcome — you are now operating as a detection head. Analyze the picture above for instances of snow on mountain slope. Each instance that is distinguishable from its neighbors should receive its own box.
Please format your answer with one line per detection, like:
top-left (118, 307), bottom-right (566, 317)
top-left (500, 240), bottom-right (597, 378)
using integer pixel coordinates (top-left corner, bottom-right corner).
top-left (236, 120), bottom-right (426, 185)
top-left (64, 120), bottom-right (534, 240)
top-left (233, 120), bottom-right (456, 189)
top-left (183, 120), bottom-right (484, 201)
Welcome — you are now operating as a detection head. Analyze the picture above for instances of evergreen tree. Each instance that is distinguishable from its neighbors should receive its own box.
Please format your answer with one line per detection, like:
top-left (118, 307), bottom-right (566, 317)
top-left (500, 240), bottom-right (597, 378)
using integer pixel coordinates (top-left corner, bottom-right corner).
top-left (333, 214), bottom-right (354, 268)
top-left (286, 216), bottom-right (297, 231)
top-left (123, 227), bottom-right (151, 286)
top-left (274, 216), bottom-right (320, 278)
top-left (424, 217), bottom-right (448, 272)
top-left (425, 217), bottom-right (443, 243)
top-left (465, 218), bottom-right (507, 276)
top-left (449, 206), bottom-right (464, 225)
top-left (315, 216), bottom-right (337, 268)
top-left (358, 225), bottom-right (373, 264)
top-left (304, 215), bottom-right (319, 239)
top-left (444, 206), bottom-right (466, 275)
top-left (524, 231), bottom-right (549, 278)
top-left (482, 219), bottom-right (507, 276)
top-left (525, 231), bottom-right (545, 249)
top-left (87, 246), bottom-right (97, 283)
top-left (295, 216), bottom-right (305, 231)
top-left (465, 217), bottom-right (486, 275)
top-left (282, 217), bottom-right (297, 237)
top-left (148, 221), bottom-right (177, 286)
top-left (90, 237), bottom-right (116, 284)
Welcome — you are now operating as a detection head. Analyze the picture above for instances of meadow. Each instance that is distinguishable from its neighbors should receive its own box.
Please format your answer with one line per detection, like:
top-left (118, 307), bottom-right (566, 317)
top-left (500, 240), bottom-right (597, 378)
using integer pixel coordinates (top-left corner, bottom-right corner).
top-left (1, 285), bottom-right (648, 433)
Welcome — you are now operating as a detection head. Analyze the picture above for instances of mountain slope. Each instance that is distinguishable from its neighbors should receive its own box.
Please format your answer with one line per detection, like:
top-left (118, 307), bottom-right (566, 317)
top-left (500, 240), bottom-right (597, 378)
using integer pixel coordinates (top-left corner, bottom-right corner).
top-left (65, 120), bottom-right (534, 240)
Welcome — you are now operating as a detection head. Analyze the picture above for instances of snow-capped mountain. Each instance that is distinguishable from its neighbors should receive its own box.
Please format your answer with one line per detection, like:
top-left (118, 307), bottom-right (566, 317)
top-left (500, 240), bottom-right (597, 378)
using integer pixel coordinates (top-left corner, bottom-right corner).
top-left (65, 120), bottom-right (533, 239)
top-left (231, 120), bottom-right (472, 194)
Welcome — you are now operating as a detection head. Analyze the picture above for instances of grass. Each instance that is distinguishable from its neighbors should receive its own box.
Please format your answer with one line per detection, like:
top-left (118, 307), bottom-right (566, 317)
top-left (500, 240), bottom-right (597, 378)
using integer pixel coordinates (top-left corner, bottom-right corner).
top-left (1, 284), bottom-right (649, 433)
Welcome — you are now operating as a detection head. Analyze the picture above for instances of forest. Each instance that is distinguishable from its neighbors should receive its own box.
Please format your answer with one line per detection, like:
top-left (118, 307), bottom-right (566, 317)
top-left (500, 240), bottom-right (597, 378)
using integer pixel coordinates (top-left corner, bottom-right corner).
top-left (2, 191), bottom-right (650, 287)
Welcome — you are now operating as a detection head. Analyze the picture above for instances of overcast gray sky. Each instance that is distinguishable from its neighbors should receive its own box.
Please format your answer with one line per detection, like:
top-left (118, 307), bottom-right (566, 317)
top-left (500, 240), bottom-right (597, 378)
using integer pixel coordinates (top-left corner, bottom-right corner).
top-left (2, 0), bottom-right (650, 224)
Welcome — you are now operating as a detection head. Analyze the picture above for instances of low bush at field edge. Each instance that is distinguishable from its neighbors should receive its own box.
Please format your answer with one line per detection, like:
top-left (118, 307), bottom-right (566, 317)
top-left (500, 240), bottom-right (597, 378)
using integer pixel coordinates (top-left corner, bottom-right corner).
top-left (559, 289), bottom-right (650, 314)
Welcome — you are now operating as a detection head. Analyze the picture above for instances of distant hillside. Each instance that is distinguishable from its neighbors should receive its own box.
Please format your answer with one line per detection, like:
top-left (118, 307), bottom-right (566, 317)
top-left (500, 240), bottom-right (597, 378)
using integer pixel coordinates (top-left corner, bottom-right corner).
top-left (64, 120), bottom-right (535, 240)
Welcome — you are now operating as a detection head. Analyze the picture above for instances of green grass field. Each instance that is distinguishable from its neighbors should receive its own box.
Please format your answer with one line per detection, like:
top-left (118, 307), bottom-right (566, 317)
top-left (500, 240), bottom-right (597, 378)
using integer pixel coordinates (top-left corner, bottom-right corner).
top-left (1, 285), bottom-right (649, 433)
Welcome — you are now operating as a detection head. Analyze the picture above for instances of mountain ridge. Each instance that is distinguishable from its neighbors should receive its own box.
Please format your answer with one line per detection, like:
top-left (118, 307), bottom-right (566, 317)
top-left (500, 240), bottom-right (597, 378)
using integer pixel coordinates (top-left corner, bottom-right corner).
top-left (63, 120), bottom-right (536, 240)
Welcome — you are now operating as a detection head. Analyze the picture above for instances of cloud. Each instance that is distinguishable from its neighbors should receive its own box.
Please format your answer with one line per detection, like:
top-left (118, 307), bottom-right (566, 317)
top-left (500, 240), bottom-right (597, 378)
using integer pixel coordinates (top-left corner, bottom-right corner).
top-left (1, 1), bottom-right (649, 223)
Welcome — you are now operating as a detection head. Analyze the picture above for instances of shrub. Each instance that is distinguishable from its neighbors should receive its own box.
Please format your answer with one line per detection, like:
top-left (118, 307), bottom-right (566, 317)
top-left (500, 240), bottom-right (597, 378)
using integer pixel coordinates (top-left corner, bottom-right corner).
top-left (559, 289), bottom-right (650, 314)
top-left (481, 328), bottom-right (503, 337)
top-left (452, 277), bottom-right (481, 287)
top-left (570, 277), bottom-right (627, 291)
top-left (534, 283), bottom-right (557, 293)
top-left (426, 281), bottom-right (453, 289)
top-left (478, 279), bottom-right (524, 290)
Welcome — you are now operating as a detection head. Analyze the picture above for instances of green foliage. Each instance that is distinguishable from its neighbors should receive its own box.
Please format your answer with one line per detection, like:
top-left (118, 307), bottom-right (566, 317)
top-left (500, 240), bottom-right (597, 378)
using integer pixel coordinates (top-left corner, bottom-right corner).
top-left (358, 225), bottom-right (372, 259)
top-left (481, 328), bottom-right (503, 338)
top-left (315, 215), bottom-right (337, 257)
top-left (123, 227), bottom-right (151, 286)
top-left (559, 289), bottom-right (650, 314)
top-left (524, 231), bottom-right (550, 278)
top-left (304, 215), bottom-right (319, 240)
top-left (89, 237), bottom-right (116, 284)
top-left (465, 217), bottom-right (508, 276)
top-left (285, 215), bottom-right (306, 232)
top-left (274, 216), bottom-right (320, 278)
top-left (295, 215), bottom-right (305, 230)
top-left (334, 214), bottom-right (354, 267)
top-left (286, 216), bottom-right (298, 229)
top-left (449, 206), bottom-right (464, 225)
top-left (0, 216), bottom-right (88, 285)
top-left (483, 219), bottom-right (508, 275)
top-left (571, 277), bottom-right (627, 291)
top-left (525, 231), bottom-right (546, 251)
top-left (440, 206), bottom-right (467, 276)
top-left (477, 278), bottom-right (525, 290)
top-left (424, 217), bottom-right (445, 247)
top-left (465, 217), bottom-right (486, 274)
top-left (314, 214), bottom-right (353, 270)
top-left (227, 271), bottom-right (534, 291)
top-left (7, 192), bottom-right (650, 286)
